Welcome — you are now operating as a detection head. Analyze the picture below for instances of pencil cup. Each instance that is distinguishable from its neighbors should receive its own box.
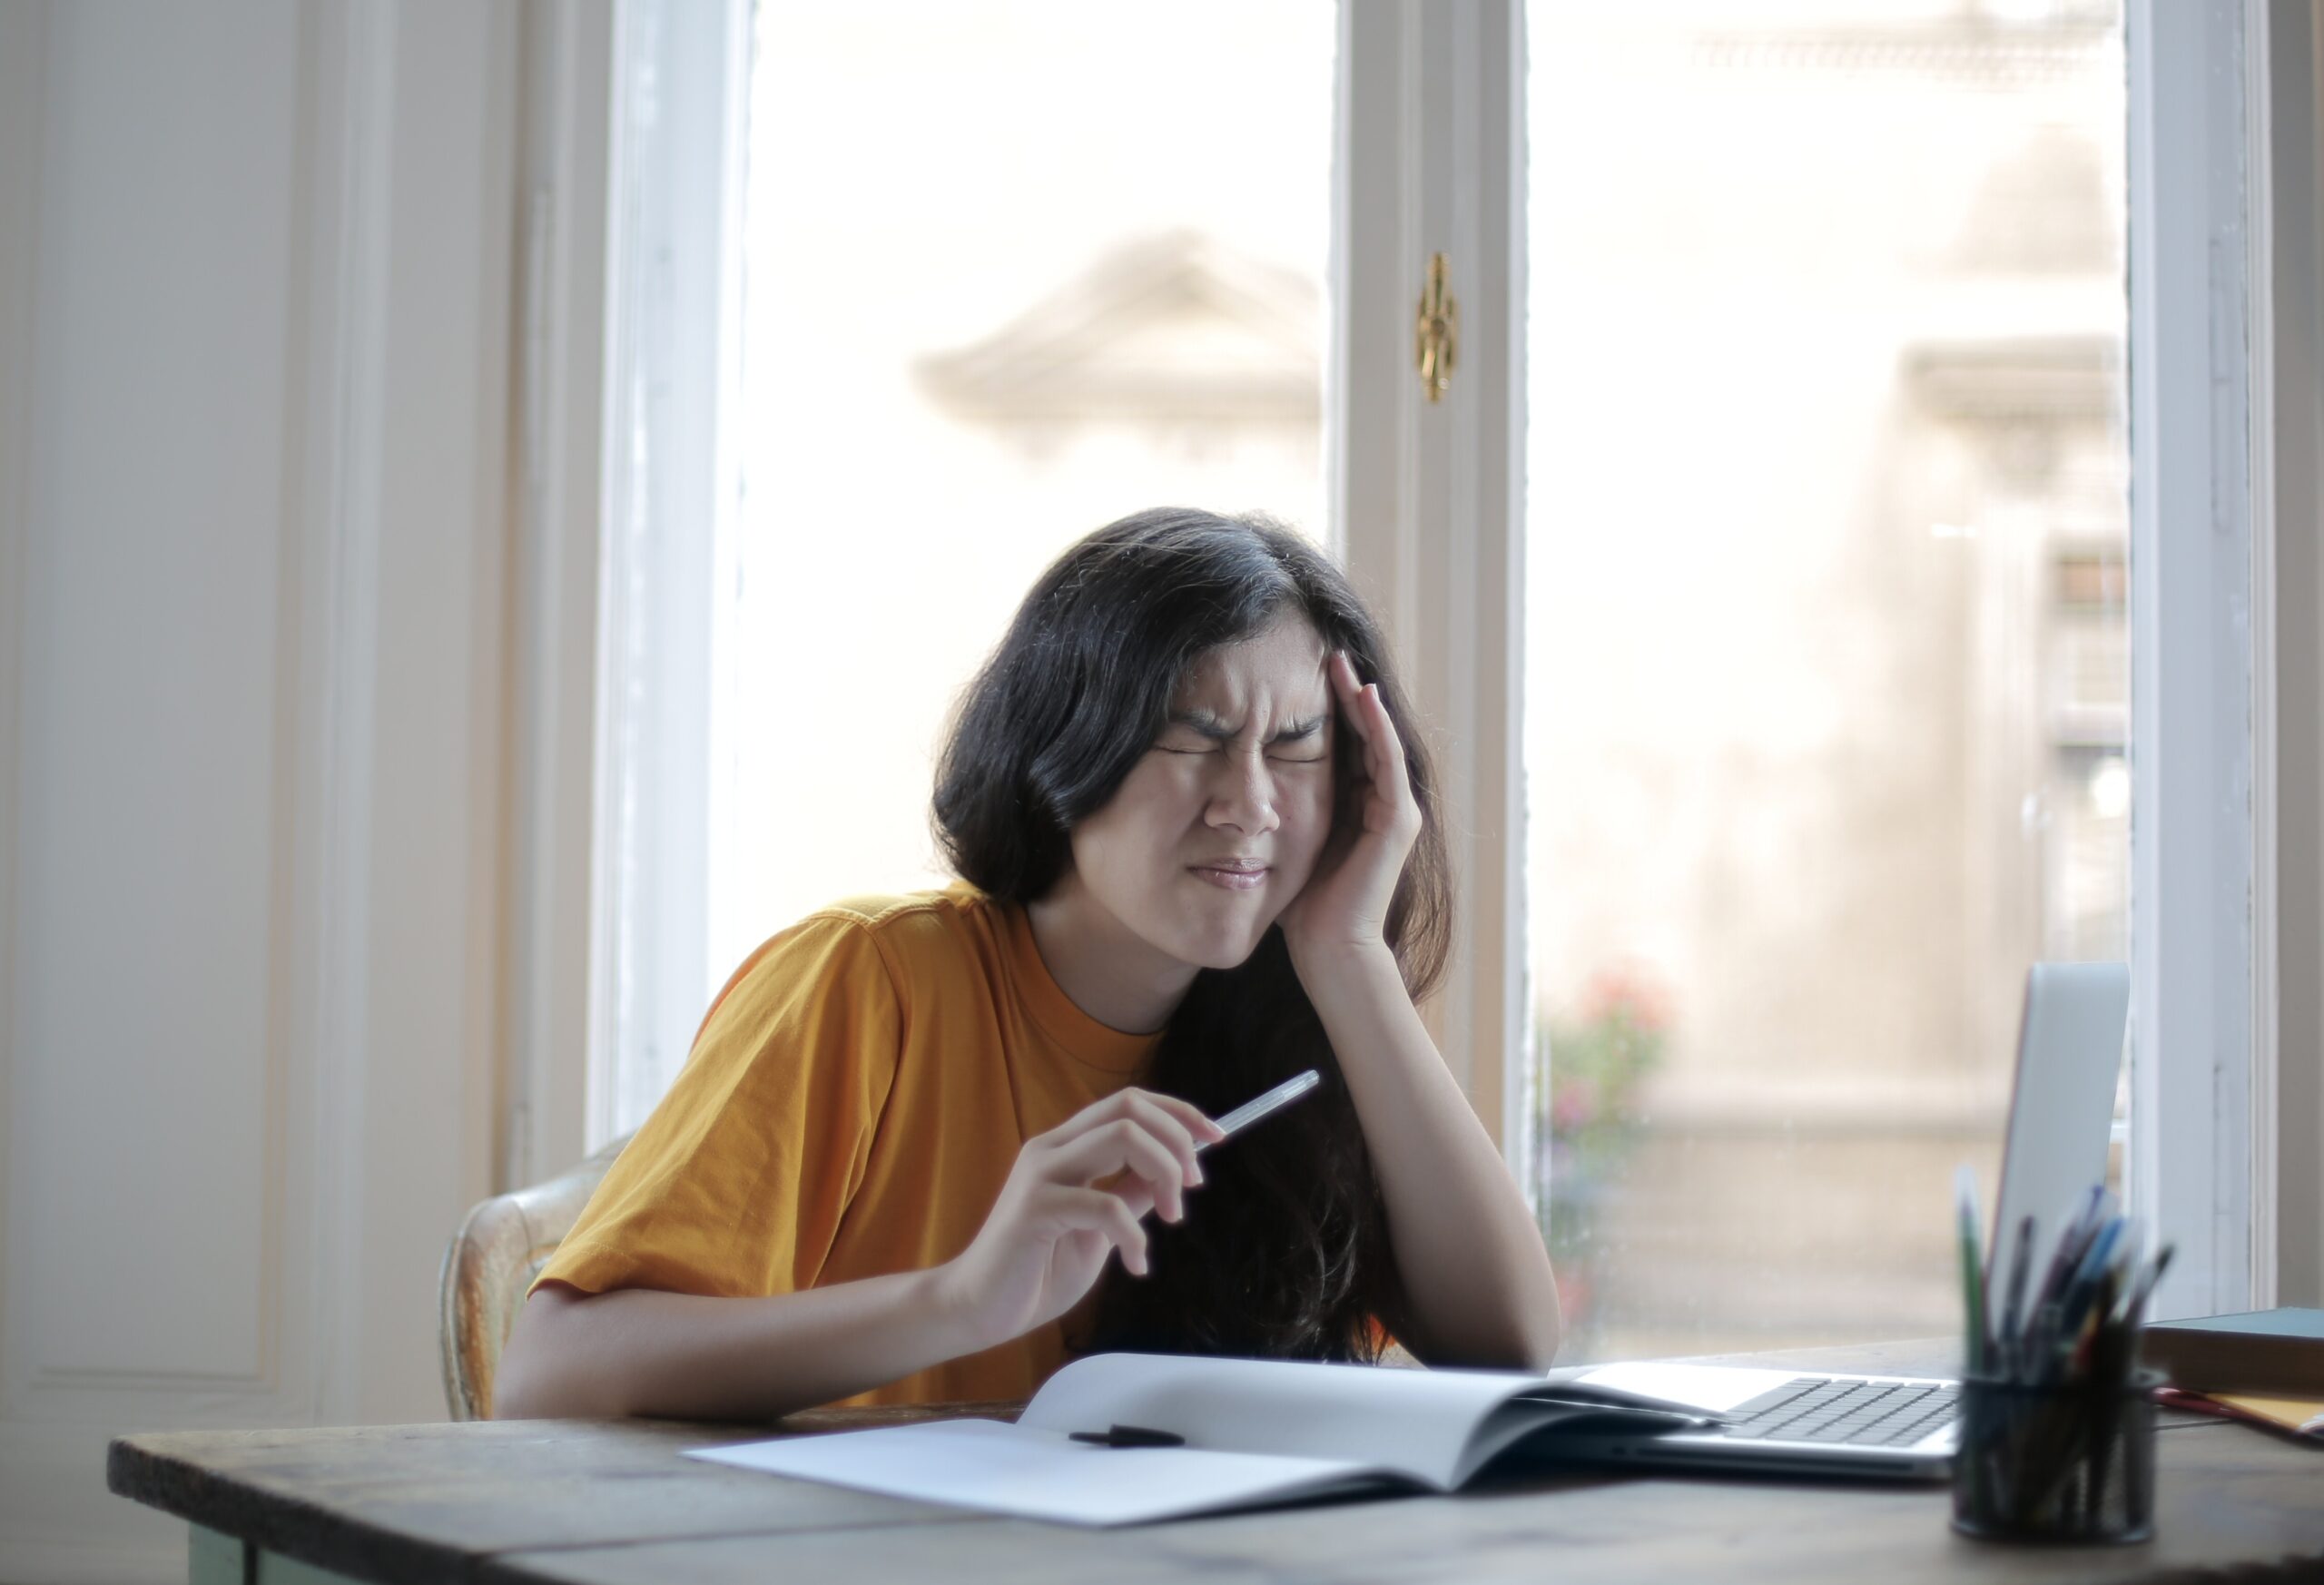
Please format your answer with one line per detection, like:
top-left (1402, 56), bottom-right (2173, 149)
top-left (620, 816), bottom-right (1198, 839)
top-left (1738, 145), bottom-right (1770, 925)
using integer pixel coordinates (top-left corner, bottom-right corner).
top-left (1950, 1370), bottom-right (2160, 1544)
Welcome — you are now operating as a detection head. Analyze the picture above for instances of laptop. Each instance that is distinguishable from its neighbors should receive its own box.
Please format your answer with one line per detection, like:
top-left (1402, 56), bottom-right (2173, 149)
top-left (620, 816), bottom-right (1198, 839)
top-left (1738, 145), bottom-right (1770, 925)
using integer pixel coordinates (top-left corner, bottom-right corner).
top-left (1536, 961), bottom-right (2132, 1480)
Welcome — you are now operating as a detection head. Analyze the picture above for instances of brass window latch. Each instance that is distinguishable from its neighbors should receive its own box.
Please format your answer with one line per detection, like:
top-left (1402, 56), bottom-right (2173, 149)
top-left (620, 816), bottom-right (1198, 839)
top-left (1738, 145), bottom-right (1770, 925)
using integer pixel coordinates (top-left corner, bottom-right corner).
top-left (1414, 252), bottom-right (1458, 402)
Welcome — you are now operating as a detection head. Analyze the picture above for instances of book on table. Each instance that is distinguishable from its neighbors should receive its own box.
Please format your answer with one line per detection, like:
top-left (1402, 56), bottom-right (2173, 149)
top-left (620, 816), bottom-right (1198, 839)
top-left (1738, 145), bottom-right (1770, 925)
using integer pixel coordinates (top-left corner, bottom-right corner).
top-left (687, 1352), bottom-right (1714, 1527)
top-left (2154, 1386), bottom-right (2324, 1442)
top-left (2139, 1308), bottom-right (2324, 1395)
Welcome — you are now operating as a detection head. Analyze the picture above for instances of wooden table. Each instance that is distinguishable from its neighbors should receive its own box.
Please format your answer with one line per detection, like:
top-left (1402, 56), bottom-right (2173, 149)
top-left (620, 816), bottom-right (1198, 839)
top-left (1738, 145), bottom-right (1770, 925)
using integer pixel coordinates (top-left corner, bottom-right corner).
top-left (109, 1339), bottom-right (2324, 1584)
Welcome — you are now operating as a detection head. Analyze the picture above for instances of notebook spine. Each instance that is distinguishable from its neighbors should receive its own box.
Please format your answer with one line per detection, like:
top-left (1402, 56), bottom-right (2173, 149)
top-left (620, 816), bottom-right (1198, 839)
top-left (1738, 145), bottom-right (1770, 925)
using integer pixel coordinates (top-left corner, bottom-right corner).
top-left (2137, 1332), bottom-right (2324, 1395)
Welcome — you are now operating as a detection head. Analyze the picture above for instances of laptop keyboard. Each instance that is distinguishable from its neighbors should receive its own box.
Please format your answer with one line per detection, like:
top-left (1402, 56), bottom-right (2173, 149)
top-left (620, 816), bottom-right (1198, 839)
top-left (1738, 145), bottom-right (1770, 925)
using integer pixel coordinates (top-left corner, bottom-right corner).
top-left (1715, 1377), bottom-right (1958, 1448)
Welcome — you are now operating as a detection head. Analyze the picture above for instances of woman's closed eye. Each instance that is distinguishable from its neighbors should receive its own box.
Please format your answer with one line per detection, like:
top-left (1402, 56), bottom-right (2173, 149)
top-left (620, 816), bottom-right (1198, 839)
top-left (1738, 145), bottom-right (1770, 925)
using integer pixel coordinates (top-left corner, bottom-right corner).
top-left (1263, 727), bottom-right (1331, 763)
top-left (1155, 741), bottom-right (1327, 763)
top-left (1157, 710), bottom-right (1330, 762)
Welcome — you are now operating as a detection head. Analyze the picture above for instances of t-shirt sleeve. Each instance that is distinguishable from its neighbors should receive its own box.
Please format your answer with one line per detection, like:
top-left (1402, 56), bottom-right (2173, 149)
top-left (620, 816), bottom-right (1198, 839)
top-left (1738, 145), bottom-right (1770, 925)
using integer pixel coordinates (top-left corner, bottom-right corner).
top-left (534, 912), bottom-right (903, 1300)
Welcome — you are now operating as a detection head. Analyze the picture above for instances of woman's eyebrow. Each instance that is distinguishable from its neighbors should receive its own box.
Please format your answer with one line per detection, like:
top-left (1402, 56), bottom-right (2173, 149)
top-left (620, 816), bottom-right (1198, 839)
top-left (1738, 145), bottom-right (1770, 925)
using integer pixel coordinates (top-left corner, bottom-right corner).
top-left (1167, 709), bottom-right (1328, 743)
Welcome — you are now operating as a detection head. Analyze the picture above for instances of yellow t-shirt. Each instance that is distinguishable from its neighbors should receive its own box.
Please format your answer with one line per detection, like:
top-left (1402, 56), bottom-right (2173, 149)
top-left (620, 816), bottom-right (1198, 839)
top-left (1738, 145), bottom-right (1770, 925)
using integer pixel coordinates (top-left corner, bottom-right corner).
top-left (533, 883), bottom-right (1158, 1407)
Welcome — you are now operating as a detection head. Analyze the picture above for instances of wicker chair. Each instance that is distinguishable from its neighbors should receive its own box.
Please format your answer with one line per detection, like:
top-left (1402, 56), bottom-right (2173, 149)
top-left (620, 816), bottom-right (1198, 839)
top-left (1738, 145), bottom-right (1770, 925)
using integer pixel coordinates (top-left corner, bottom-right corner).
top-left (437, 1132), bottom-right (631, 1421)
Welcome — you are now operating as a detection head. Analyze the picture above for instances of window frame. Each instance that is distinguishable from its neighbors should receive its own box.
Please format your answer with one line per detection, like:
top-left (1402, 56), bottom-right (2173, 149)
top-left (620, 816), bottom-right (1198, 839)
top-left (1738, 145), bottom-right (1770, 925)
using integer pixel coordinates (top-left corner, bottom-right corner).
top-left (501, 0), bottom-right (615, 1191)
top-left (536, 0), bottom-right (2318, 1316)
top-left (1330, 0), bottom-right (1532, 1183)
top-left (2122, 0), bottom-right (2316, 1322)
top-left (2251, 0), bottom-right (2324, 1309)
top-left (1344, 0), bottom-right (2313, 1317)
top-left (580, 0), bottom-right (750, 1155)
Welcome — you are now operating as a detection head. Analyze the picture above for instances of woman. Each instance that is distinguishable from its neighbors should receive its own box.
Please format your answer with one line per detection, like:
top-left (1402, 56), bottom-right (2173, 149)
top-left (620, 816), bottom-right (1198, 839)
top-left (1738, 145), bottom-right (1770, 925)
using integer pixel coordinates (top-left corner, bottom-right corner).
top-left (494, 507), bottom-right (1560, 1420)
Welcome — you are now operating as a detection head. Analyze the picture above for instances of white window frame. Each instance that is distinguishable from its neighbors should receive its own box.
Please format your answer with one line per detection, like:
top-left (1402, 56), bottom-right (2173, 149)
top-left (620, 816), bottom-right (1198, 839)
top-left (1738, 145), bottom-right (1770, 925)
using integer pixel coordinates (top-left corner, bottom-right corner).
top-left (582, 0), bottom-right (750, 1155)
top-left (502, 0), bottom-right (615, 1192)
top-left (2124, 0), bottom-right (2256, 1324)
top-left (2253, 0), bottom-right (2324, 1309)
top-left (2124, 0), bottom-right (2319, 1321)
top-left (495, 0), bottom-right (751, 1183)
top-left (1330, 0), bottom-right (1531, 1188)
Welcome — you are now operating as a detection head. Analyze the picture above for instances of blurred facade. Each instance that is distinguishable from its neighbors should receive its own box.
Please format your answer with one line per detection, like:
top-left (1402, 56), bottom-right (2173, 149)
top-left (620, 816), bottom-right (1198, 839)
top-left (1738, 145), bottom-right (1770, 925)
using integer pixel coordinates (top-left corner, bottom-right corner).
top-left (714, 1), bottom-right (1334, 990)
top-left (1526, 0), bottom-right (2129, 1358)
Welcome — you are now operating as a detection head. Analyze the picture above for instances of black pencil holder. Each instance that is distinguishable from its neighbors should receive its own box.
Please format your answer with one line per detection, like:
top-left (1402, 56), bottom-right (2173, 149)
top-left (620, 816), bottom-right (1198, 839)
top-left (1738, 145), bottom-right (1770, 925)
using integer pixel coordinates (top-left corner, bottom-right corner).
top-left (1950, 1369), bottom-right (2160, 1544)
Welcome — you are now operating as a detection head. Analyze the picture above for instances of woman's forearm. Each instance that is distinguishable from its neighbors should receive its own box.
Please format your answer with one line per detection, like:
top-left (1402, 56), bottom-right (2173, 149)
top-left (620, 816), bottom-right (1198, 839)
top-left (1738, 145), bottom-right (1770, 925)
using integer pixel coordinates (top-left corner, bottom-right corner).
top-left (493, 1265), bottom-right (979, 1422)
top-left (1295, 940), bottom-right (1562, 1371)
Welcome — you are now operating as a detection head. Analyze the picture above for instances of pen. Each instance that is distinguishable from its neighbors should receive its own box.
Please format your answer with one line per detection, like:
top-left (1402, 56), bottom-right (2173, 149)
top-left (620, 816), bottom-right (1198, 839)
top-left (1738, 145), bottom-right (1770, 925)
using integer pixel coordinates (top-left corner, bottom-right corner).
top-left (1955, 1166), bottom-right (1988, 1376)
top-left (1997, 1214), bottom-right (2035, 1382)
top-left (2120, 1243), bottom-right (2171, 1333)
top-left (2064, 1270), bottom-right (2111, 1380)
top-left (2066, 1216), bottom-right (2126, 1297)
top-left (2052, 1219), bottom-right (2125, 1365)
top-left (2033, 1186), bottom-right (2106, 1316)
top-left (1069, 1423), bottom-right (1186, 1448)
top-left (1205, 1070), bottom-right (1322, 1145)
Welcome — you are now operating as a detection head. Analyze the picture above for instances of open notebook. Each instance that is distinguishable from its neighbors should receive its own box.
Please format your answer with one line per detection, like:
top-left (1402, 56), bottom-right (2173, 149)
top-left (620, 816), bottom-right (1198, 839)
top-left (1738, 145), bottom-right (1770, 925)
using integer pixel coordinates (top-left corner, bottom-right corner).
top-left (687, 1352), bottom-right (1711, 1526)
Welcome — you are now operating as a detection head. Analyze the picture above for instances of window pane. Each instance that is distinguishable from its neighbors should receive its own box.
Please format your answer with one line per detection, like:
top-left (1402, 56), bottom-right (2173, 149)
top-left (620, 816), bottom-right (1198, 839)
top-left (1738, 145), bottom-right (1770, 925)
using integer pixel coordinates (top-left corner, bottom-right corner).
top-left (1524, 0), bottom-right (2129, 1360)
top-left (709, 3), bottom-right (1335, 1003)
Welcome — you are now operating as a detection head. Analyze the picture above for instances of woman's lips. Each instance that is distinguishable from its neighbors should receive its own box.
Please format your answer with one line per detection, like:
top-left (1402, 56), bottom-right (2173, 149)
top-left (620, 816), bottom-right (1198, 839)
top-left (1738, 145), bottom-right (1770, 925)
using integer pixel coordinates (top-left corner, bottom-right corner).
top-left (1190, 863), bottom-right (1268, 891)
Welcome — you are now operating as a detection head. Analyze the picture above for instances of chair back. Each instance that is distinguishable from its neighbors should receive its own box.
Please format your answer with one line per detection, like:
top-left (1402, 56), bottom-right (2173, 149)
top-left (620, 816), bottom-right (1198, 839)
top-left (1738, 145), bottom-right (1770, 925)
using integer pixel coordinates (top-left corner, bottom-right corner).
top-left (437, 1132), bottom-right (632, 1421)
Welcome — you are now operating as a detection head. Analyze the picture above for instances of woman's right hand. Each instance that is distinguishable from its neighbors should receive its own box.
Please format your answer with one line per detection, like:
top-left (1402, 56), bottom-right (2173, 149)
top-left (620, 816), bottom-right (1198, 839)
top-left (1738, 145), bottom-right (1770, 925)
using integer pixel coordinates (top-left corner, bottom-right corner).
top-left (933, 1088), bottom-right (1225, 1352)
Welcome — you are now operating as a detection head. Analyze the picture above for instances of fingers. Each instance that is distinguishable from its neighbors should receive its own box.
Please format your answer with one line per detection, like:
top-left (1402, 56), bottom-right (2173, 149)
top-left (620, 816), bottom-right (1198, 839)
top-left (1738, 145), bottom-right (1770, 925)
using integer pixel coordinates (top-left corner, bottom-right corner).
top-left (1329, 650), bottom-right (1371, 746)
top-left (1045, 1186), bottom-right (1152, 1276)
top-left (1332, 651), bottom-right (1416, 833)
top-left (1142, 1088), bottom-right (1227, 1142)
top-left (1125, 1090), bottom-right (1222, 1180)
top-left (1364, 684), bottom-right (1413, 825)
top-left (1046, 1117), bottom-right (1197, 1223)
top-left (1043, 1088), bottom-right (1222, 1183)
top-left (1108, 1176), bottom-right (1157, 1222)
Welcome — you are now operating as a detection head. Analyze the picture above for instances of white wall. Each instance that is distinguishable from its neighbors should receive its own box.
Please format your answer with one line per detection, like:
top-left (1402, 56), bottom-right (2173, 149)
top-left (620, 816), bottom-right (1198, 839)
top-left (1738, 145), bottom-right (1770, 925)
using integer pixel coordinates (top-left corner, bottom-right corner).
top-left (0, 4), bottom-right (537, 1579)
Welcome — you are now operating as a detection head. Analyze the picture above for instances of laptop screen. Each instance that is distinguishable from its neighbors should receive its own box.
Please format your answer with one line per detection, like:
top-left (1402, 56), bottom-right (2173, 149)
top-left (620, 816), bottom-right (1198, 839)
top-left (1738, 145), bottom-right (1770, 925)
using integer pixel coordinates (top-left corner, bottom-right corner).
top-left (1986, 961), bottom-right (2131, 1332)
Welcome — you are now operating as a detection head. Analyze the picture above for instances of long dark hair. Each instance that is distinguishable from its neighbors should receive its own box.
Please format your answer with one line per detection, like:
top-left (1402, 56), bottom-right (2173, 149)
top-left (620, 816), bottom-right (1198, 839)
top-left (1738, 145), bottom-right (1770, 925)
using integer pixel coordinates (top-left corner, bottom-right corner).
top-left (931, 507), bottom-right (1453, 1361)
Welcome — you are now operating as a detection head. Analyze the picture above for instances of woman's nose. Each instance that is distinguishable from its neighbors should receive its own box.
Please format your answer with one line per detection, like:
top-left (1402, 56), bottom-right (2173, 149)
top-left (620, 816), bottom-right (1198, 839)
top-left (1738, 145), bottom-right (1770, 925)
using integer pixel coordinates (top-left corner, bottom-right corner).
top-left (1205, 753), bottom-right (1281, 834)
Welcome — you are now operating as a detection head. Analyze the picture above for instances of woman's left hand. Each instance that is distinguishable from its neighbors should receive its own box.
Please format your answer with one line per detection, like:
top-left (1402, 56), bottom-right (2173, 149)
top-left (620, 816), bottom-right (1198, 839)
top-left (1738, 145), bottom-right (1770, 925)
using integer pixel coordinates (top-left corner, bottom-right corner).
top-left (1278, 650), bottom-right (1422, 964)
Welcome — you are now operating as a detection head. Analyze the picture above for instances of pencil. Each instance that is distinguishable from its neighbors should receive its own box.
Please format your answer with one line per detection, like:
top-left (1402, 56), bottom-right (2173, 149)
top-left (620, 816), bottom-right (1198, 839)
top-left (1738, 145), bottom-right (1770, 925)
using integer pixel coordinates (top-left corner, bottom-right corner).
top-left (1997, 1214), bottom-right (2035, 1382)
top-left (1955, 1166), bottom-right (1987, 1376)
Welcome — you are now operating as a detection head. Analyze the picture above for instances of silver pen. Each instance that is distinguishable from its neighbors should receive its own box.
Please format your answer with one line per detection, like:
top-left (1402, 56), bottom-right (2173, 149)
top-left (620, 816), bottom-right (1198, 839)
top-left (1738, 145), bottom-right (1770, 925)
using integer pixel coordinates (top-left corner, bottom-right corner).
top-left (1204, 1069), bottom-right (1322, 1145)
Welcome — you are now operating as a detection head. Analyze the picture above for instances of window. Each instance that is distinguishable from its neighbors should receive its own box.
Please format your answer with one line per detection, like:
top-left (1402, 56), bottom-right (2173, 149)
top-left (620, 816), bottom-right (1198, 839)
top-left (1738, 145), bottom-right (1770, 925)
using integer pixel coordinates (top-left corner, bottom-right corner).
top-left (1522, 0), bottom-right (2132, 1359)
top-left (576, 0), bottom-right (2294, 1323)
top-left (595, 0), bottom-right (1339, 1142)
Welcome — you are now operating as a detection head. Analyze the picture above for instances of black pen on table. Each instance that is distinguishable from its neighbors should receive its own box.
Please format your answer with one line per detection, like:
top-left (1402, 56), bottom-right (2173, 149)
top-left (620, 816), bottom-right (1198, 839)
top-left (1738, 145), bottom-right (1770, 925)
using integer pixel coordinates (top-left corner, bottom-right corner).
top-left (1070, 1424), bottom-right (1186, 1448)
top-left (1066, 1077), bottom-right (1322, 1454)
